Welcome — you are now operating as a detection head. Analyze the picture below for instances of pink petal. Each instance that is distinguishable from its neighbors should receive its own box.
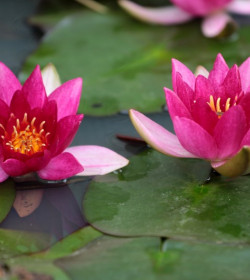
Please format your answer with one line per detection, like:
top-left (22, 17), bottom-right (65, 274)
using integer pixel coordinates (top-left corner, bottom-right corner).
top-left (195, 75), bottom-right (215, 101)
top-left (239, 57), bottom-right (250, 93)
top-left (25, 150), bottom-right (51, 172)
top-left (201, 12), bottom-right (236, 38)
top-left (0, 99), bottom-right (10, 123)
top-left (0, 62), bottom-right (21, 105)
top-left (227, 0), bottom-right (250, 15)
top-left (0, 167), bottom-right (8, 183)
top-left (51, 114), bottom-right (84, 156)
top-left (173, 117), bottom-right (217, 160)
top-left (22, 65), bottom-right (47, 109)
top-left (41, 63), bottom-right (61, 96)
top-left (30, 100), bottom-right (58, 139)
top-left (211, 160), bottom-right (227, 169)
top-left (129, 109), bottom-right (196, 158)
top-left (172, 59), bottom-right (196, 91)
top-left (171, 0), bottom-right (232, 16)
top-left (164, 87), bottom-right (191, 118)
top-left (239, 95), bottom-right (250, 126)
top-left (48, 78), bottom-right (82, 121)
top-left (10, 90), bottom-right (31, 119)
top-left (191, 98), bottom-right (218, 135)
top-left (208, 53), bottom-right (229, 89)
top-left (174, 73), bottom-right (195, 111)
top-left (38, 152), bottom-right (83, 180)
top-left (240, 121), bottom-right (250, 146)
top-left (222, 64), bottom-right (241, 99)
top-left (1, 158), bottom-right (28, 177)
top-left (66, 145), bottom-right (129, 176)
top-left (214, 105), bottom-right (247, 159)
top-left (118, 0), bottom-right (193, 24)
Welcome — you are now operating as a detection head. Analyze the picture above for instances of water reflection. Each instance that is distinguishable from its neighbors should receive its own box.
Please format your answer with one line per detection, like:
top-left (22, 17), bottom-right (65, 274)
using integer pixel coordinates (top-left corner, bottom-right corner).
top-left (0, 176), bottom-right (90, 250)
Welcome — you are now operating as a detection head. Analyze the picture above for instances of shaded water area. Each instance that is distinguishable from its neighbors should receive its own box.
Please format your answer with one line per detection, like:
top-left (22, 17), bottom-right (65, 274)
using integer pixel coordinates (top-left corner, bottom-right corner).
top-left (0, 178), bottom-right (89, 245)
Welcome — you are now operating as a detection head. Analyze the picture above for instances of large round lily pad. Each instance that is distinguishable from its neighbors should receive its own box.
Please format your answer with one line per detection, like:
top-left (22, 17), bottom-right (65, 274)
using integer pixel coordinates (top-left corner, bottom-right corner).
top-left (21, 11), bottom-right (250, 115)
top-left (84, 149), bottom-right (250, 244)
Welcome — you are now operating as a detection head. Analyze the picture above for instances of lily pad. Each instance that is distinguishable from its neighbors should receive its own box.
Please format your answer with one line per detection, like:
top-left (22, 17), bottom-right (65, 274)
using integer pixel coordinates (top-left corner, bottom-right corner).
top-left (0, 228), bottom-right (50, 259)
top-left (0, 179), bottom-right (15, 223)
top-left (6, 229), bottom-right (250, 279)
top-left (35, 226), bottom-right (102, 259)
top-left (84, 149), bottom-right (250, 244)
top-left (21, 11), bottom-right (250, 115)
top-left (6, 226), bottom-right (101, 280)
top-left (57, 236), bottom-right (250, 280)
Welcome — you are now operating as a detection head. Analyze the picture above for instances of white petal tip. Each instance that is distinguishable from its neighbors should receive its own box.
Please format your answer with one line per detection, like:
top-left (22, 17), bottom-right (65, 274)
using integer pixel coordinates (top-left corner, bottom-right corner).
top-left (41, 63), bottom-right (61, 96)
top-left (194, 65), bottom-right (209, 77)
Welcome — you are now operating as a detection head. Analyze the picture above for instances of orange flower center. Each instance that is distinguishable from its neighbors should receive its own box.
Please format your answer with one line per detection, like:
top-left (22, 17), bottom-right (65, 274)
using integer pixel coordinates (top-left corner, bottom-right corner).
top-left (207, 95), bottom-right (237, 118)
top-left (1, 113), bottom-right (50, 156)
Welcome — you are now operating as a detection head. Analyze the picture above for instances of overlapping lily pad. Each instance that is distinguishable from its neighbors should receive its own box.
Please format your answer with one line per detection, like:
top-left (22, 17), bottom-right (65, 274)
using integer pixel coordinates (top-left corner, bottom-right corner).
top-left (6, 226), bottom-right (101, 280)
top-left (0, 228), bottom-right (51, 259)
top-left (8, 230), bottom-right (250, 280)
top-left (22, 11), bottom-right (250, 115)
top-left (84, 149), bottom-right (250, 244)
top-left (57, 236), bottom-right (250, 280)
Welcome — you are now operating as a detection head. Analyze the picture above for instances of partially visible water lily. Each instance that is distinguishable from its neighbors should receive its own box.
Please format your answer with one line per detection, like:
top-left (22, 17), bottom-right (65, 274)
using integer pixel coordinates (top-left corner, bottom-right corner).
top-left (119, 0), bottom-right (250, 38)
top-left (0, 63), bottom-right (128, 182)
top-left (130, 54), bottom-right (250, 177)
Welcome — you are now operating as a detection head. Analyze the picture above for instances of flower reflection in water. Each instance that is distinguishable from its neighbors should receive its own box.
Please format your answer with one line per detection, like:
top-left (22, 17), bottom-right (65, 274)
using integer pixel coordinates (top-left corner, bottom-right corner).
top-left (0, 178), bottom-right (89, 246)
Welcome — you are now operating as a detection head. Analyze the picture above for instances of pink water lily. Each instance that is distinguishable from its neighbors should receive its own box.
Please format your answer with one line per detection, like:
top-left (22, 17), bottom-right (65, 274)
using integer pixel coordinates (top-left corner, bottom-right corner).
top-left (130, 54), bottom-right (250, 177)
top-left (119, 0), bottom-right (250, 38)
top-left (0, 63), bottom-right (129, 182)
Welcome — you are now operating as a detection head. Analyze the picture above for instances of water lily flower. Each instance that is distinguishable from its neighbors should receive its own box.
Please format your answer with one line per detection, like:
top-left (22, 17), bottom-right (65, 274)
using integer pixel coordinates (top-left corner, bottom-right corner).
top-left (0, 63), bottom-right (129, 182)
top-left (130, 54), bottom-right (250, 177)
top-left (119, 0), bottom-right (250, 38)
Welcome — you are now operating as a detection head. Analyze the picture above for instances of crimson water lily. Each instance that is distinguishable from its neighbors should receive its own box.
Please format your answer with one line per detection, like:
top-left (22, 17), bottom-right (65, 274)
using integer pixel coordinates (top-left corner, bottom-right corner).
top-left (130, 54), bottom-right (250, 177)
top-left (0, 63), bottom-right (129, 182)
top-left (119, 0), bottom-right (250, 38)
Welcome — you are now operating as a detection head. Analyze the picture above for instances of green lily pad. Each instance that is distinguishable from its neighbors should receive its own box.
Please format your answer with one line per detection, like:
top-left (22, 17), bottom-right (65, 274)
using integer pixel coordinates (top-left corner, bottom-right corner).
top-left (34, 226), bottom-right (102, 260)
top-left (84, 149), bottom-right (250, 244)
top-left (0, 228), bottom-right (51, 259)
top-left (0, 179), bottom-right (15, 223)
top-left (21, 11), bottom-right (250, 115)
top-left (5, 226), bottom-right (101, 280)
top-left (57, 236), bottom-right (250, 280)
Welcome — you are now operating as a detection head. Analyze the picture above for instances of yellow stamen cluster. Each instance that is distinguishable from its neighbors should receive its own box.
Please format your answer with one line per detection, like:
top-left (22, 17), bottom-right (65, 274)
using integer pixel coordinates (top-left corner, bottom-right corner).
top-left (1, 113), bottom-right (50, 156)
top-left (207, 95), bottom-right (237, 118)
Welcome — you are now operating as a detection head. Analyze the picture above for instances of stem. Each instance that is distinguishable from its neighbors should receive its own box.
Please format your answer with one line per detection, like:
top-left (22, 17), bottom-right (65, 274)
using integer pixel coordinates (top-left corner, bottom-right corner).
top-left (160, 236), bottom-right (169, 252)
top-left (76, 0), bottom-right (109, 14)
